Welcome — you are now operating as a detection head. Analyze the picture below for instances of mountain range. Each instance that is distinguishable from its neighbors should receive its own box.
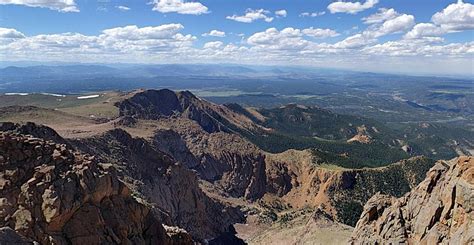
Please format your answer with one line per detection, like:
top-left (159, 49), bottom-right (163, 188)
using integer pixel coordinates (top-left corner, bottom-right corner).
top-left (0, 88), bottom-right (472, 244)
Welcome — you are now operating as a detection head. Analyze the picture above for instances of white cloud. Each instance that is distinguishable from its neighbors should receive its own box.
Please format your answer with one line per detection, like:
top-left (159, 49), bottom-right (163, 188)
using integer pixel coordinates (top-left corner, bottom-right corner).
top-left (302, 27), bottom-right (339, 38)
top-left (404, 1), bottom-right (474, 40)
top-left (336, 12), bottom-right (414, 49)
top-left (431, 0), bottom-right (474, 31)
top-left (116, 5), bottom-right (130, 11)
top-left (1, 23), bottom-right (472, 75)
top-left (101, 24), bottom-right (185, 40)
top-left (0, 25), bottom-right (198, 62)
top-left (335, 33), bottom-right (375, 49)
top-left (363, 39), bottom-right (474, 57)
top-left (247, 27), bottom-right (303, 46)
top-left (0, 27), bottom-right (25, 39)
top-left (203, 41), bottom-right (223, 49)
top-left (226, 9), bottom-right (274, 23)
top-left (328, 0), bottom-right (378, 14)
top-left (0, 27), bottom-right (25, 45)
top-left (0, 0), bottom-right (79, 12)
top-left (152, 0), bottom-right (208, 15)
top-left (368, 14), bottom-right (415, 37)
top-left (275, 9), bottom-right (287, 17)
top-left (404, 23), bottom-right (445, 39)
top-left (202, 30), bottom-right (226, 37)
top-left (300, 11), bottom-right (325, 17)
top-left (362, 8), bottom-right (399, 24)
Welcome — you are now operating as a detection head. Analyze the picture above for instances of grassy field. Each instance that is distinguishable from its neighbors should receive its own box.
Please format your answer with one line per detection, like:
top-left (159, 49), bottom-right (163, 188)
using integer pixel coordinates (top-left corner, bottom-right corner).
top-left (0, 92), bottom-right (122, 119)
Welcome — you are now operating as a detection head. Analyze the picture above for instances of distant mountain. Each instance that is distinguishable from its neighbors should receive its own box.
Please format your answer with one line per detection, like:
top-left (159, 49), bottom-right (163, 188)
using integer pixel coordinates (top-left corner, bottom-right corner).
top-left (0, 64), bottom-right (263, 80)
top-left (0, 65), bottom-right (119, 78)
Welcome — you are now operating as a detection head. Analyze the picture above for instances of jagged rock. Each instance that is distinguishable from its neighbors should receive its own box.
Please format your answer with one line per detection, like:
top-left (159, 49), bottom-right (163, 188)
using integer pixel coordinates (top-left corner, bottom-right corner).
top-left (351, 156), bottom-right (474, 244)
top-left (0, 122), bottom-right (68, 145)
top-left (163, 225), bottom-right (194, 244)
top-left (72, 128), bottom-right (244, 241)
top-left (0, 130), bottom-right (186, 245)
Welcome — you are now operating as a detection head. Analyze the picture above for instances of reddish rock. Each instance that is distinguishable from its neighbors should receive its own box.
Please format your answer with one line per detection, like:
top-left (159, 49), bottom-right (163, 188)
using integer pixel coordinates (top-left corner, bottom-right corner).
top-left (351, 156), bottom-right (474, 244)
top-left (0, 130), bottom-right (191, 245)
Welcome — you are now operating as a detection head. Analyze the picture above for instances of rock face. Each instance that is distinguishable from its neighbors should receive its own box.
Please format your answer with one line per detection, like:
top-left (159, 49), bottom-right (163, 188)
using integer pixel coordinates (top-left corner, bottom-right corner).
top-left (351, 156), bottom-right (474, 244)
top-left (0, 127), bottom-right (191, 244)
top-left (152, 120), bottom-right (268, 201)
top-left (264, 152), bottom-right (434, 226)
top-left (72, 128), bottom-right (244, 241)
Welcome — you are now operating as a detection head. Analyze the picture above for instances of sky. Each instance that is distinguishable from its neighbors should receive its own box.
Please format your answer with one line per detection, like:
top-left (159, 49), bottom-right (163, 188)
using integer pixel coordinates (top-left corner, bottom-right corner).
top-left (0, 0), bottom-right (473, 75)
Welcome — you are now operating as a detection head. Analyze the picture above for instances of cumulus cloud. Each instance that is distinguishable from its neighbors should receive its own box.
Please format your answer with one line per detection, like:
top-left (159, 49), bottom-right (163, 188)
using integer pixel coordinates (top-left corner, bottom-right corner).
top-left (0, 27), bottom-right (25, 39)
top-left (0, 24), bottom-right (197, 63)
top-left (363, 39), bottom-right (473, 57)
top-left (0, 27), bottom-right (25, 45)
top-left (362, 8), bottom-right (399, 24)
top-left (300, 11), bottom-right (325, 17)
top-left (203, 41), bottom-right (223, 49)
top-left (431, 0), bottom-right (474, 31)
top-left (335, 33), bottom-right (375, 49)
top-left (152, 0), bottom-right (208, 15)
top-left (0, 0), bottom-right (79, 12)
top-left (226, 9), bottom-right (274, 23)
top-left (404, 1), bottom-right (474, 40)
top-left (202, 30), bottom-right (226, 37)
top-left (336, 11), bottom-right (414, 49)
top-left (328, 0), bottom-right (378, 14)
top-left (302, 28), bottom-right (339, 38)
top-left (275, 9), bottom-right (287, 17)
top-left (368, 14), bottom-right (415, 37)
top-left (404, 23), bottom-right (445, 40)
top-left (116, 5), bottom-right (130, 11)
top-left (247, 27), bottom-right (304, 46)
top-left (1, 22), bottom-right (472, 75)
top-left (101, 24), bottom-right (185, 40)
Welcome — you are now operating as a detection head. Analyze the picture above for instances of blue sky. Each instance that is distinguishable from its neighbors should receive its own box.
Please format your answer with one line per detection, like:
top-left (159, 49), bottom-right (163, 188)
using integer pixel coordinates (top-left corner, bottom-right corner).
top-left (0, 0), bottom-right (473, 75)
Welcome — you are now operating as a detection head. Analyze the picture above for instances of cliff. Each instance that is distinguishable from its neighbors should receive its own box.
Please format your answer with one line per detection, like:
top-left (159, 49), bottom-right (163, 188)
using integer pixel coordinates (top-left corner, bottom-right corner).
top-left (351, 156), bottom-right (473, 244)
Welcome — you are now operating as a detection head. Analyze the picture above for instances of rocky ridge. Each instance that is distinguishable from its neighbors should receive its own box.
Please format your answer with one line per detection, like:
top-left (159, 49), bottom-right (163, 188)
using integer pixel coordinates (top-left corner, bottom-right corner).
top-left (351, 156), bottom-right (473, 244)
top-left (0, 127), bottom-right (192, 244)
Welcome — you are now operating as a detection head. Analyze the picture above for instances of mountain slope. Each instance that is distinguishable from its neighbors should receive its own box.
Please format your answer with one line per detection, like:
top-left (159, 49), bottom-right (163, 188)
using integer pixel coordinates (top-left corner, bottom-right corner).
top-left (72, 128), bottom-right (244, 240)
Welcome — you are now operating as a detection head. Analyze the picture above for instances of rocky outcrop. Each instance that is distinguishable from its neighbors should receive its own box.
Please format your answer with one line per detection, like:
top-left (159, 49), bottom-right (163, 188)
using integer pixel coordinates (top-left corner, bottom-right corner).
top-left (351, 156), bottom-right (474, 244)
top-left (72, 128), bottom-right (244, 241)
top-left (0, 129), bottom-right (185, 244)
top-left (0, 121), bottom-right (68, 145)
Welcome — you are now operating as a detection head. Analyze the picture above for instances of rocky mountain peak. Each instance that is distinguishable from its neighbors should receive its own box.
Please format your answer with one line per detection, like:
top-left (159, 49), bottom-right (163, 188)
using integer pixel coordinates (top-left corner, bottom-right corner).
top-left (116, 89), bottom-right (234, 133)
top-left (351, 156), bottom-right (473, 244)
top-left (117, 89), bottom-right (182, 118)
